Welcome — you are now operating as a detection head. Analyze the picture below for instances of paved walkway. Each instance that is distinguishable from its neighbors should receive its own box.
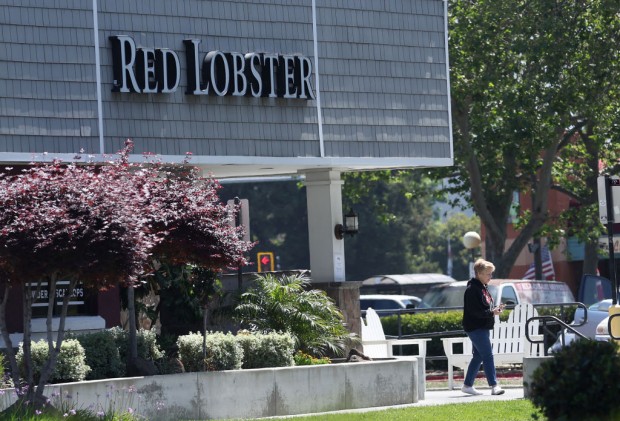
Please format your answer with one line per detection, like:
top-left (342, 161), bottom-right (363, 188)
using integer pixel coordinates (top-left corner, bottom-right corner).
top-left (419, 385), bottom-right (524, 407)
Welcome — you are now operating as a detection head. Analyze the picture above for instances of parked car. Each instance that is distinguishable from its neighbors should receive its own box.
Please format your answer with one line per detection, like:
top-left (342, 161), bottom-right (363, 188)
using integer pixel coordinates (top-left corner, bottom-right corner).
top-left (594, 304), bottom-right (620, 342)
top-left (422, 279), bottom-right (575, 309)
top-left (359, 273), bottom-right (456, 299)
top-left (577, 274), bottom-right (613, 306)
top-left (595, 316), bottom-right (612, 341)
top-left (548, 299), bottom-right (612, 353)
top-left (360, 294), bottom-right (427, 316)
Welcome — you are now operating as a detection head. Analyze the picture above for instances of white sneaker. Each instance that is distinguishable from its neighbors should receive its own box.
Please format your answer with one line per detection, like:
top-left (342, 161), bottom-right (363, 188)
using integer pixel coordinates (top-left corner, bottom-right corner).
top-left (491, 385), bottom-right (505, 395)
top-left (461, 385), bottom-right (482, 395)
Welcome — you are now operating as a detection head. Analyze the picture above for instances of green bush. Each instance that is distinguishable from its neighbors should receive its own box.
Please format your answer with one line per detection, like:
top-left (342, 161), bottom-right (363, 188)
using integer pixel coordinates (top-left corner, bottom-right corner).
top-left (16, 339), bottom-right (90, 383)
top-left (381, 311), bottom-right (464, 368)
top-left (177, 332), bottom-right (243, 372)
top-left (108, 326), bottom-right (164, 362)
top-left (69, 330), bottom-right (125, 380)
top-left (235, 273), bottom-right (356, 357)
top-left (236, 331), bottom-right (295, 369)
top-left (529, 339), bottom-right (620, 421)
top-left (0, 353), bottom-right (11, 388)
top-left (293, 351), bottom-right (331, 366)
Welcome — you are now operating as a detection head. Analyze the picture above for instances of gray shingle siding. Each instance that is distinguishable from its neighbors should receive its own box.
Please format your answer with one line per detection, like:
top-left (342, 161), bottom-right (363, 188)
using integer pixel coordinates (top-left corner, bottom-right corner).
top-left (0, 0), bottom-right (450, 161)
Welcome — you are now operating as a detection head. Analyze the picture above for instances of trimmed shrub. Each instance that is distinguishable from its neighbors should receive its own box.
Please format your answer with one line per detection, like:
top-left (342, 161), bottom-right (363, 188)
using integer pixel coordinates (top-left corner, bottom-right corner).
top-left (0, 353), bottom-right (11, 388)
top-left (381, 311), bottom-right (464, 368)
top-left (16, 339), bottom-right (90, 383)
top-left (294, 351), bottom-right (331, 366)
top-left (155, 356), bottom-right (185, 375)
top-left (177, 332), bottom-right (243, 372)
top-left (108, 326), bottom-right (164, 362)
top-left (529, 339), bottom-right (620, 421)
top-left (69, 330), bottom-right (125, 380)
top-left (236, 331), bottom-right (295, 369)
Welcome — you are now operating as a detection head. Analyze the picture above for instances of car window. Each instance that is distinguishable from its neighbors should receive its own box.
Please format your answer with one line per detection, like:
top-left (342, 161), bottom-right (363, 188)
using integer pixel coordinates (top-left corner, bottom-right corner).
top-left (401, 299), bottom-right (418, 309)
top-left (513, 281), bottom-right (575, 304)
top-left (360, 299), bottom-right (375, 310)
top-left (372, 300), bottom-right (400, 310)
top-left (423, 286), bottom-right (465, 307)
top-left (500, 286), bottom-right (519, 305)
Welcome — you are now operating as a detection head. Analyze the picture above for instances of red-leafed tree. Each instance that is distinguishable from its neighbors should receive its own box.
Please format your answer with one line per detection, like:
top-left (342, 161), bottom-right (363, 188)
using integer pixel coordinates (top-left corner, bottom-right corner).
top-left (123, 152), bottom-right (253, 368)
top-left (0, 141), bottom-right (252, 410)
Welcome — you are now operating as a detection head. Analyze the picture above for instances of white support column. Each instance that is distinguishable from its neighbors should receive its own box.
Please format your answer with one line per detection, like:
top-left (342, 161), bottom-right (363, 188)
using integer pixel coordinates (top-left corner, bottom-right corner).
top-left (304, 170), bottom-right (346, 283)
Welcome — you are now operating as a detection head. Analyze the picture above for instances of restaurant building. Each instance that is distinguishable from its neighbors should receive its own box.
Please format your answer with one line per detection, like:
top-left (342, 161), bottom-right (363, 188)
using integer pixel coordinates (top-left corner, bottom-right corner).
top-left (0, 0), bottom-right (452, 340)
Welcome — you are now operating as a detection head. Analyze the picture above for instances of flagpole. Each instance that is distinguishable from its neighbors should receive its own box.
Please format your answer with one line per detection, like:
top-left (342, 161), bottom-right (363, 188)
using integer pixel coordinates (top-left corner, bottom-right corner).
top-left (534, 237), bottom-right (542, 280)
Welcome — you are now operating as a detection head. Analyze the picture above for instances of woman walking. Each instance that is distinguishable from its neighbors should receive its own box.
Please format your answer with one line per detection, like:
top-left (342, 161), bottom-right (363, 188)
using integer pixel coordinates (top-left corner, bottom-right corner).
top-left (461, 258), bottom-right (505, 396)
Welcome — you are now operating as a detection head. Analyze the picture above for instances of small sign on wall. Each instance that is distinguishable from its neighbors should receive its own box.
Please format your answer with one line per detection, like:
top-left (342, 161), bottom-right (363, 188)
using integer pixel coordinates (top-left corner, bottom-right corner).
top-left (334, 253), bottom-right (345, 282)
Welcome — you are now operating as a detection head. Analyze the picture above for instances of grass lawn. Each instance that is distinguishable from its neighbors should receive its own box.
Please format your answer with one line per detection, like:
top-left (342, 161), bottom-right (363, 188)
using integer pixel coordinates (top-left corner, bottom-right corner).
top-left (260, 400), bottom-right (544, 421)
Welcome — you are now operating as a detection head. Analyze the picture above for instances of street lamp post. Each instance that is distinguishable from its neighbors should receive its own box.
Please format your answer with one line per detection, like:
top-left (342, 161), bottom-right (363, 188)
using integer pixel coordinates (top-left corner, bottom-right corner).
top-left (463, 231), bottom-right (481, 278)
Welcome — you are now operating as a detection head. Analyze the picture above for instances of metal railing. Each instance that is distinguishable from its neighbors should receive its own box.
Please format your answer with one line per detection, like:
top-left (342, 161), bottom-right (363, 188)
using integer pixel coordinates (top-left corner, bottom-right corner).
top-left (525, 302), bottom-right (588, 355)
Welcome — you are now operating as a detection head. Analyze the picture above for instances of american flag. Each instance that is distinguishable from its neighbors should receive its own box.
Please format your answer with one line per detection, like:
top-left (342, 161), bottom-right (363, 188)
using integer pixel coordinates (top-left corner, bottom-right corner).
top-left (524, 244), bottom-right (555, 280)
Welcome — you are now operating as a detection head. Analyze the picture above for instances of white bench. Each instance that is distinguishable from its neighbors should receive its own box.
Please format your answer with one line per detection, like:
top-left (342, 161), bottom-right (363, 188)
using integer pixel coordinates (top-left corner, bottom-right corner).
top-left (441, 303), bottom-right (543, 390)
top-left (361, 307), bottom-right (431, 399)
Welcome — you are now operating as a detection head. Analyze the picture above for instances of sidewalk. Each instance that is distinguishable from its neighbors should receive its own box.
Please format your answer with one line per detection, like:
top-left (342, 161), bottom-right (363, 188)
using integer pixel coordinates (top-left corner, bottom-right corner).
top-left (419, 385), bottom-right (524, 407)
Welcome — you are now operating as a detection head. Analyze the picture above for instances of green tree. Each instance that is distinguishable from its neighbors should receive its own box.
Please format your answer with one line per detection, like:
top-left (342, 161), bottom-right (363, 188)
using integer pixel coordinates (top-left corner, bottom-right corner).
top-left (342, 170), bottom-right (440, 280)
top-left (549, 0), bottom-right (620, 276)
top-left (440, 0), bottom-right (620, 277)
top-left (411, 213), bottom-right (481, 281)
top-left (219, 180), bottom-right (310, 271)
top-left (220, 172), bottom-right (444, 281)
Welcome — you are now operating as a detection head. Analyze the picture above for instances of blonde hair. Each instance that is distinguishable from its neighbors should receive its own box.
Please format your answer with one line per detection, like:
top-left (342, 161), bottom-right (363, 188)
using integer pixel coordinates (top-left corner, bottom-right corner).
top-left (474, 258), bottom-right (495, 277)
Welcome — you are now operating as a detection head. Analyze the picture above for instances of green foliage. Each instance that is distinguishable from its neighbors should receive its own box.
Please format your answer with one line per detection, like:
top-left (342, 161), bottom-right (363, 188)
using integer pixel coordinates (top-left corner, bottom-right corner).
top-left (68, 330), bottom-right (125, 380)
top-left (0, 353), bottom-right (11, 388)
top-left (16, 339), bottom-right (90, 384)
top-left (293, 351), bottom-right (331, 366)
top-left (108, 327), bottom-right (164, 362)
top-left (382, 311), bottom-right (464, 336)
top-left (382, 311), bottom-right (464, 366)
top-left (235, 273), bottom-right (356, 357)
top-left (529, 339), bottom-right (620, 421)
top-left (219, 172), bottom-right (445, 282)
top-left (177, 332), bottom-right (243, 372)
top-left (342, 170), bottom-right (441, 280)
top-left (272, 399), bottom-right (541, 420)
top-left (236, 331), bottom-right (295, 369)
top-left (411, 213), bottom-right (480, 280)
top-left (435, 0), bottom-right (620, 277)
top-left (219, 180), bottom-right (310, 270)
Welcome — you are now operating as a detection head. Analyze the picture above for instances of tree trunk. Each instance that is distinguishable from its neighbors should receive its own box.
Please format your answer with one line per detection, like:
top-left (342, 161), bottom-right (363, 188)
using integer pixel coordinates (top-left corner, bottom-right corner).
top-left (34, 277), bottom-right (77, 405)
top-left (21, 281), bottom-right (35, 403)
top-left (202, 305), bottom-right (208, 371)
top-left (128, 285), bottom-right (138, 361)
top-left (0, 283), bottom-right (19, 388)
top-left (583, 240), bottom-right (600, 277)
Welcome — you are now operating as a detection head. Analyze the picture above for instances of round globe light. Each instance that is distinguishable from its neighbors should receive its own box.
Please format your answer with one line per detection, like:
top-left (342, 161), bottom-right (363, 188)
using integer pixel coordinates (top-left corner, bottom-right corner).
top-left (462, 231), bottom-right (481, 249)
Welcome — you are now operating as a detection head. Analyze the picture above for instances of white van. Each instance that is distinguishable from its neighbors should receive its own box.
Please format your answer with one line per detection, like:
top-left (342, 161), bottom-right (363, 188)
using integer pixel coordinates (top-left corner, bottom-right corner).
top-left (422, 279), bottom-right (575, 308)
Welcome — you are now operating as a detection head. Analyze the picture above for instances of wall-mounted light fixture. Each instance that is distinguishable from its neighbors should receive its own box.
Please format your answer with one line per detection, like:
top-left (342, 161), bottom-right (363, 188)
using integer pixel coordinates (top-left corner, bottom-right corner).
top-left (334, 208), bottom-right (359, 240)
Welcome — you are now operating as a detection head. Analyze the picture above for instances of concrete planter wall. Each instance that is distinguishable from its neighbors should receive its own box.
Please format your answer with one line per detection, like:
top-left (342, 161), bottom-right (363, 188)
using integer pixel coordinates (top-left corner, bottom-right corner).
top-left (523, 356), bottom-right (553, 398)
top-left (2, 359), bottom-right (420, 420)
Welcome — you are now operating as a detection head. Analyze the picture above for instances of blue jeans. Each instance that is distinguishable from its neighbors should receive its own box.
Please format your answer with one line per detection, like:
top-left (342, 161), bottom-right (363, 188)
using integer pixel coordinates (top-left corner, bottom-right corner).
top-left (464, 328), bottom-right (498, 387)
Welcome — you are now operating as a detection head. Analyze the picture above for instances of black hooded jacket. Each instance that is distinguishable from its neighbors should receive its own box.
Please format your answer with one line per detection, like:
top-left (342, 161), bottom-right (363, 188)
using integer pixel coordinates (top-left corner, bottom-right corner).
top-left (462, 277), bottom-right (495, 332)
